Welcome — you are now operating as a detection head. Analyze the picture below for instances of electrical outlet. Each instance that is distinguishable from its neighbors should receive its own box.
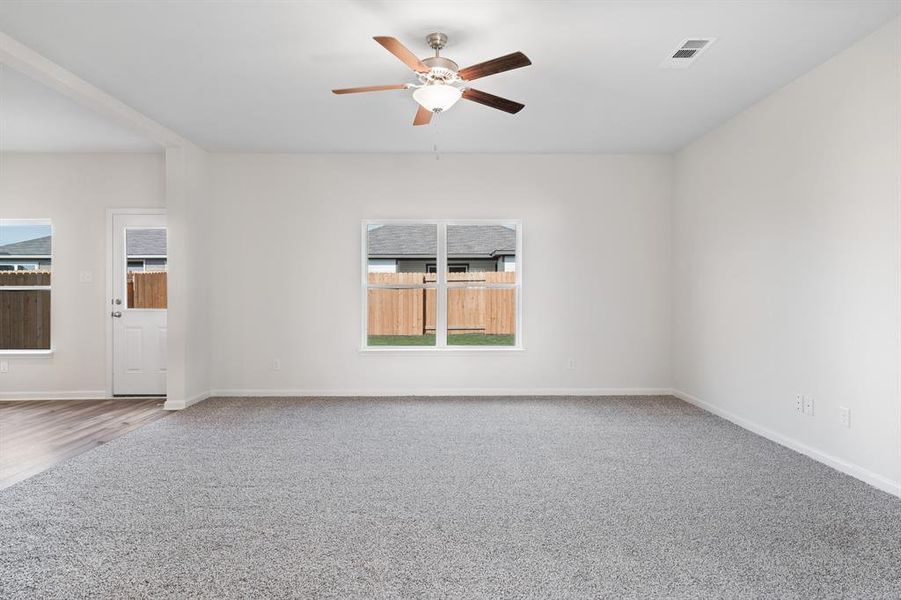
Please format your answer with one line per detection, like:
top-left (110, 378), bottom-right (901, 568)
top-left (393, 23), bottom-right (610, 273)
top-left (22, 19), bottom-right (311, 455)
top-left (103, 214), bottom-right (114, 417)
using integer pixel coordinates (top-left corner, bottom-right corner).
top-left (794, 394), bottom-right (803, 413)
top-left (273, 359), bottom-right (281, 371)
top-left (803, 396), bottom-right (814, 417)
top-left (0, 360), bottom-right (8, 373)
top-left (567, 358), bottom-right (576, 370)
top-left (839, 406), bottom-right (850, 428)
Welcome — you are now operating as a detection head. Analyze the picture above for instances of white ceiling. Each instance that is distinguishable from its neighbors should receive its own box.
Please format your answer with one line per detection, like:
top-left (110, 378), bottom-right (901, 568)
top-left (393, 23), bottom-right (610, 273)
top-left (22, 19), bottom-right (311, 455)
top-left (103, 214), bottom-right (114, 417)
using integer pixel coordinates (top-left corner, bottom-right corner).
top-left (0, 66), bottom-right (160, 152)
top-left (0, 1), bottom-right (898, 153)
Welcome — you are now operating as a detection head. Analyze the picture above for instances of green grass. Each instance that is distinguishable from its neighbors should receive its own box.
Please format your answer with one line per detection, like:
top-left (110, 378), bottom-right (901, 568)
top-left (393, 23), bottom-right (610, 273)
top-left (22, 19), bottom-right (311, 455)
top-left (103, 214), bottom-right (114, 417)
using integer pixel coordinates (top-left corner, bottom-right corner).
top-left (368, 334), bottom-right (436, 346)
top-left (367, 334), bottom-right (515, 347)
top-left (448, 334), bottom-right (515, 346)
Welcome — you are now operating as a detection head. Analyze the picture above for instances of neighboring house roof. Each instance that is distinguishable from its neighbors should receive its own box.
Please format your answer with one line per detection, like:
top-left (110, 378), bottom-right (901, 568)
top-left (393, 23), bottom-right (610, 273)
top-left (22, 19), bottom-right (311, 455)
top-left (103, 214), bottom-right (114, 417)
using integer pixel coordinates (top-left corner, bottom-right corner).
top-left (0, 235), bottom-right (51, 256)
top-left (368, 224), bottom-right (515, 258)
top-left (127, 228), bottom-right (167, 257)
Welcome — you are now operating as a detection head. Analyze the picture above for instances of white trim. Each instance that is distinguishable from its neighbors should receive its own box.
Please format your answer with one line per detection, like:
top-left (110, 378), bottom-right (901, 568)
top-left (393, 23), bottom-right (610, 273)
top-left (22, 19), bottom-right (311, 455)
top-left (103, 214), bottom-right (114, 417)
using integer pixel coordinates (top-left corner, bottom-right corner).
top-left (0, 390), bottom-right (107, 401)
top-left (436, 222), bottom-right (448, 347)
top-left (360, 223), bottom-right (368, 350)
top-left (0, 349), bottom-right (53, 357)
top-left (672, 389), bottom-right (901, 498)
top-left (208, 388), bottom-right (671, 398)
top-left (0, 32), bottom-right (192, 148)
top-left (164, 390), bottom-right (210, 411)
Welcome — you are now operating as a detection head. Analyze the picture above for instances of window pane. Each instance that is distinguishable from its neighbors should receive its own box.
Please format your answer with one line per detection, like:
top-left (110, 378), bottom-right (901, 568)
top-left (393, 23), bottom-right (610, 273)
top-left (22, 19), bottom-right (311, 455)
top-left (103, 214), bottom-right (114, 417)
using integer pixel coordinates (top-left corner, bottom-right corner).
top-left (447, 286), bottom-right (516, 346)
top-left (0, 290), bottom-right (51, 350)
top-left (367, 287), bottom-right (437, 346)
top-left (446, 223), bottom-right (516, 279)
top-left (367, 223), bottom-right (437, 274)
top-left (0, 220), bottom-right (51, 350)
top-left (126, 228), bottom-right (167, 309)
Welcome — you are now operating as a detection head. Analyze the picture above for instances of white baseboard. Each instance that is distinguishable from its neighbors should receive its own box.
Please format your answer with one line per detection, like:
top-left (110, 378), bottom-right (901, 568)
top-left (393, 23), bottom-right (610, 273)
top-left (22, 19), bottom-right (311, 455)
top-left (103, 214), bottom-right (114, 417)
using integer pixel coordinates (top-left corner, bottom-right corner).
top-left (0, 390), bottom-right (108, 401)
top-left (672, 389), bottom-right (901, 498)
top-left (207, 387), bottom-right (673, 398)
top-left (164, 390), bottom-right (210, 411)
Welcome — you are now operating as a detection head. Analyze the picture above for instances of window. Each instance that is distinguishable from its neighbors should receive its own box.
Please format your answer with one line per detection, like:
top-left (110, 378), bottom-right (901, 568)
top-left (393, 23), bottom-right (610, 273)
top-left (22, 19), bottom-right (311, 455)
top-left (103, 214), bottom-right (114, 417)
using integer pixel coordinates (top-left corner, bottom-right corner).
top-left (0, 219), bottom-right (52, 351)
top-left (127, 260), bottom-right (146, 272)
top-left (125, 228), bottom-right (167, 309)
top-left (427, 263), bottom-right (469, 274)
top-left (363, 221), bottom-right (521, 349)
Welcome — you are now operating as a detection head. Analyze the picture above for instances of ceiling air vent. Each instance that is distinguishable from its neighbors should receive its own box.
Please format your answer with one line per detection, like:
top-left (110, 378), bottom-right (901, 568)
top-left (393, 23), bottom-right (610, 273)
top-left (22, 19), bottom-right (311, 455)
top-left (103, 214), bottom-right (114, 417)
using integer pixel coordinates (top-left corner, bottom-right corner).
top-left (660, 38), bottom-right (716, 69)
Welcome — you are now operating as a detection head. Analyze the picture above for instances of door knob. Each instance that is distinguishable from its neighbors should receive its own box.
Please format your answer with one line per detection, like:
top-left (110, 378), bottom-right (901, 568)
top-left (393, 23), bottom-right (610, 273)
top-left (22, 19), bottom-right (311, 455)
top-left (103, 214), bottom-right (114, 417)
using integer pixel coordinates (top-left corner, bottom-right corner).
top-left (111, 311), bottom-right (123, 318)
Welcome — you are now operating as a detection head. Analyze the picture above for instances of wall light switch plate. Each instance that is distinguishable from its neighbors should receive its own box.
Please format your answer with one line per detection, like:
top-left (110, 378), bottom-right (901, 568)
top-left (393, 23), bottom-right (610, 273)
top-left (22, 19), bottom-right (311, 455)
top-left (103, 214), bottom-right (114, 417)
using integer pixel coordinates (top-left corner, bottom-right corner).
top-left (795, 395), bottom-right (804, 413)
top-left (803, 396), bottom-right (814, 417)
top-left (0, 360), bottom-right (8, 373)
top-left (567, 358), bottom-right (576, 370)
top-left (839, 406), bottom-right (850, 428)
top-left (273, 359), bottom-right (281, 371)
top-left (79, 270), bottom-right (93, 283)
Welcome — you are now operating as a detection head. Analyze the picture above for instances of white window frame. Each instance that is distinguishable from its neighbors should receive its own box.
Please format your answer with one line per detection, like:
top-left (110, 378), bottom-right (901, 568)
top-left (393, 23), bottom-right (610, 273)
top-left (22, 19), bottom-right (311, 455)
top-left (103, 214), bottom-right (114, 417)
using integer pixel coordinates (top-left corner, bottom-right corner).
top-left (0, 218), bottom-right (54, 356)
top-left (361, 219), bottom-right (523, 352)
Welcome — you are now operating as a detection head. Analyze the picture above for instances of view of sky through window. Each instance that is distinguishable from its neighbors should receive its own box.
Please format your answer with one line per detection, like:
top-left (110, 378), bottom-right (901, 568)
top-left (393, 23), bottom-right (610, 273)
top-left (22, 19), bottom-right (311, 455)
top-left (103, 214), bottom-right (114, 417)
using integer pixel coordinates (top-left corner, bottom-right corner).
top-left (0, 222), bottom-right (52, 245)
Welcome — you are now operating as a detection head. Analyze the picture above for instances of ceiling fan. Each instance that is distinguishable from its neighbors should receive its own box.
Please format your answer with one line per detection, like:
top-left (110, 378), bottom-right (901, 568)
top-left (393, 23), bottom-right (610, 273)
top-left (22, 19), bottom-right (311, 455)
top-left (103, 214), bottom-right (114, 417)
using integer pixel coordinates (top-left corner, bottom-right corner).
top-left (332, 33), bottom-right (531, 126)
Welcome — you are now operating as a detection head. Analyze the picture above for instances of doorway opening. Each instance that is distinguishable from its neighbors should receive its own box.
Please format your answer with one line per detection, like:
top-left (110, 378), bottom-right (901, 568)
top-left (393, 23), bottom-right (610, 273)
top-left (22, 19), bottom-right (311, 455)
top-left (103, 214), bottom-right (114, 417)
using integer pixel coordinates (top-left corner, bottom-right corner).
top-left (108, 210), bottom-right (167, 397)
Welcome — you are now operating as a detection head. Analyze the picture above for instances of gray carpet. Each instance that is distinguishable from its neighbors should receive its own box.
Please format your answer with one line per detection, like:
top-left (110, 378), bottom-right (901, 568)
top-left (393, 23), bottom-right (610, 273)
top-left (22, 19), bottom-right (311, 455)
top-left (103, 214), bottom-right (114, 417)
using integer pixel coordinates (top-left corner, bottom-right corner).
top-left (1, 396), bottom-right (900, 599)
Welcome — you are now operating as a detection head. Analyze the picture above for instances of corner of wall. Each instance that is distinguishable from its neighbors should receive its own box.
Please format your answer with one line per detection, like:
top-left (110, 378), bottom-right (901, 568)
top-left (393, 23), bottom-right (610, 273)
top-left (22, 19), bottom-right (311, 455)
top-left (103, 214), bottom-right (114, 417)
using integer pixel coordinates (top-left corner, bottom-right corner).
top-left (165, 145), bottom-right (212, 408)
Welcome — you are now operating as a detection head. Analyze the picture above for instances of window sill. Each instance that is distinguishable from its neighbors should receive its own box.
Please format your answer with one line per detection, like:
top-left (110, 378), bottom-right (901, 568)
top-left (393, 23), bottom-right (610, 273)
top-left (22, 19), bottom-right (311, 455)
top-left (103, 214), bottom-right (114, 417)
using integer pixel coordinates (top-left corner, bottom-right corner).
top-left (359, 346), bottom-right (525, 354)
top-left (0, 349), bottom-right (54, 358)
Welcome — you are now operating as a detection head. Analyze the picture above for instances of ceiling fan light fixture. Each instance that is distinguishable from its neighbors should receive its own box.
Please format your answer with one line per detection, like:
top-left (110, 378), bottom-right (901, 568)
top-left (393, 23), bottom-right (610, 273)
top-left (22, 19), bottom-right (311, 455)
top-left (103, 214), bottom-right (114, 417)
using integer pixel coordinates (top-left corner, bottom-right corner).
top-left (332, 34), bottom-right (530, 125)
top-left (413, 84), bottom-right (462, 113)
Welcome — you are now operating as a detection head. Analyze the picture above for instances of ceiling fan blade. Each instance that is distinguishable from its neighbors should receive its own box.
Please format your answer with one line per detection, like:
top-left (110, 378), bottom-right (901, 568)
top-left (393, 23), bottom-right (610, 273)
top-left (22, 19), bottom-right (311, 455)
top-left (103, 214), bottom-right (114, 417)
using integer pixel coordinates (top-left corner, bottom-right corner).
top-left (413, 105), bottom-right (433, 126)
top-left (332, 84), bottom-right (409, 94)
top-left (458, 52), bottom-right (531, 81)
top-left (462, 88), bottom-right (525, 114)
top-left (373, 36), bottom-right (430, 73)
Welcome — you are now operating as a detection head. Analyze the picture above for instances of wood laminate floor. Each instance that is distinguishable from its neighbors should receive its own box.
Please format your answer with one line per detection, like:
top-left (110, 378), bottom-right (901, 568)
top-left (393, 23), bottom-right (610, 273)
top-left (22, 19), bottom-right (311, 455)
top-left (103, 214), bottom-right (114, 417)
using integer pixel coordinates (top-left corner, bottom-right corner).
top-left (0, 398), bottom-right (169, 489)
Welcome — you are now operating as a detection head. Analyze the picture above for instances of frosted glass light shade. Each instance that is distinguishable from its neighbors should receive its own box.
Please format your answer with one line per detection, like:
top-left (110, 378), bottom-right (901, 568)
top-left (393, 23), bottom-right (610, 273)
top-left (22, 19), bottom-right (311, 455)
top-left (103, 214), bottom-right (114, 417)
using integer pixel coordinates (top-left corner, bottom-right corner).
top-left (413, 84), bottom-right (462, 113)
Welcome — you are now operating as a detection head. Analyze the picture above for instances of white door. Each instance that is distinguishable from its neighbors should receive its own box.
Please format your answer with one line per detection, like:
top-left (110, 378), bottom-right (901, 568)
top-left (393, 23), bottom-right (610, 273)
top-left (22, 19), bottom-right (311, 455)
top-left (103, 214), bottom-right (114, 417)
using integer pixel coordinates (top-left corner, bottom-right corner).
top-left (111, 213), bottom-right (167, 395)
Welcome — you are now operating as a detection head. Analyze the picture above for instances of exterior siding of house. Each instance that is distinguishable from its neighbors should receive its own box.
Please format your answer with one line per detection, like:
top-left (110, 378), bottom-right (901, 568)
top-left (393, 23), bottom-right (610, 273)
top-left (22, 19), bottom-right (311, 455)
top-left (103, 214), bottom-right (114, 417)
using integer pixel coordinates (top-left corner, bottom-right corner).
top-left (394, 258), bottom-right (503, 273)
top-left (367, 258), bottom-right (515, 273)
top-left (143, 258), bottom-right (167, 271)
top-left (368, 258), bottom-right (397, 273)
top-left (0, 258), bottom-right (52, 270)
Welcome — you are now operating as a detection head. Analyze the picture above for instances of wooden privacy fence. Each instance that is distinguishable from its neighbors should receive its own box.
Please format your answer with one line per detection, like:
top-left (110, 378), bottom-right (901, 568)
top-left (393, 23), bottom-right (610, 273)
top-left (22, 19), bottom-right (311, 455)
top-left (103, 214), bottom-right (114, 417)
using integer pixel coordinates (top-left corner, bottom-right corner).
top-left (128, 271), bottom-right (167, 309)
top-left (0, 271), bottom-right (51, 350)
top-left (368, 272), bottom-right (516, 336)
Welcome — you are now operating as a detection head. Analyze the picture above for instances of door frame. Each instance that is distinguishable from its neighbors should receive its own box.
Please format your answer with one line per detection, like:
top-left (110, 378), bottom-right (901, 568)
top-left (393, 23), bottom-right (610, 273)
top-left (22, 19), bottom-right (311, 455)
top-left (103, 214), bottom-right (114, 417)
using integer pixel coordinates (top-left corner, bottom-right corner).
top-left (105, 208), bottom-right (167, 398)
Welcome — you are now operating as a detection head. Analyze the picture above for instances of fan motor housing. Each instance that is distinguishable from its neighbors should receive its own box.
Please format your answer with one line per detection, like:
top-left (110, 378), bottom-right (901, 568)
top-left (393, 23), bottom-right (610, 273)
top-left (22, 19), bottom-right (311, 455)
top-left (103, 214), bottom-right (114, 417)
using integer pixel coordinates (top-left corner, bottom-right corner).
top-left (420, 56), bottom-right (459, 84)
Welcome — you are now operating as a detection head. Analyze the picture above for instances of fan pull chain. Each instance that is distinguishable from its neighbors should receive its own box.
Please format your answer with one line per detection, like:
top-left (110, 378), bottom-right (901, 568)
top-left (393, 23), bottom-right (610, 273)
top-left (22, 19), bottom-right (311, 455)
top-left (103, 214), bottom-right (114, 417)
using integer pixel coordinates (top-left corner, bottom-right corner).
top-left (433, 114), bottom-right (440, 161)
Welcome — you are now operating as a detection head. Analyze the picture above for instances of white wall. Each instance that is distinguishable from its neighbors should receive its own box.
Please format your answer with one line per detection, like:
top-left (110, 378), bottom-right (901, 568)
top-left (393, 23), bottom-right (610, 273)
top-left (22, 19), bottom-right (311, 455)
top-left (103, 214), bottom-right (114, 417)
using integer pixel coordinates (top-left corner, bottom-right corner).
top-left (164, 145), bottom-right (211, 409)
top-left (672, 18), bottom-right (901, 491)
top-left (0, 153), bottom-right (165, 398)
top-left (208, 154), bottom-right (672, 395)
